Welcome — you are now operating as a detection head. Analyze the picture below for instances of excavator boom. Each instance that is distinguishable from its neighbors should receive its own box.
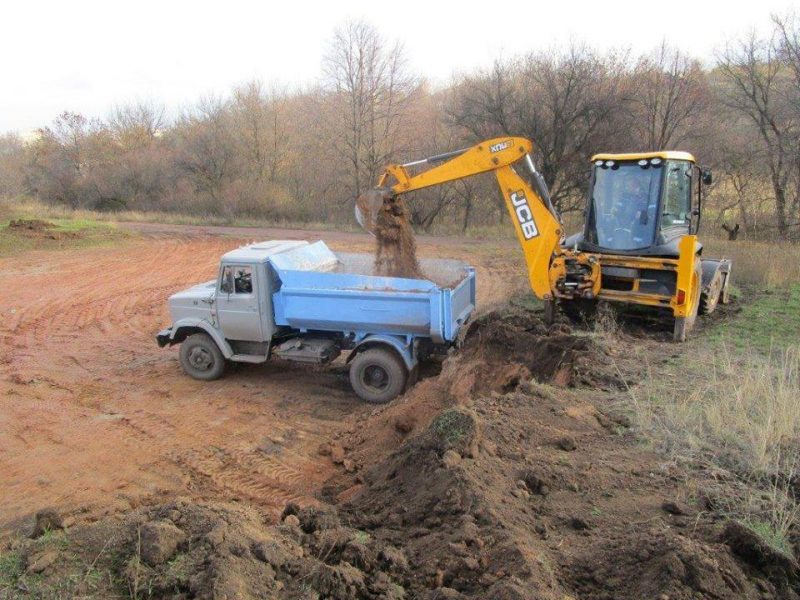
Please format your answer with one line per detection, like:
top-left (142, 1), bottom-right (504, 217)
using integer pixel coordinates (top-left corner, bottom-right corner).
top-left (356, 137), bottom-right (599, 301)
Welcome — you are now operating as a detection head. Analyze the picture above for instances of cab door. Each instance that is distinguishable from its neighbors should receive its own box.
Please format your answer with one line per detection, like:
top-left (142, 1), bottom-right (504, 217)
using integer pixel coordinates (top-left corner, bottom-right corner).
top-left (216, 263), bottom-right (264, 342)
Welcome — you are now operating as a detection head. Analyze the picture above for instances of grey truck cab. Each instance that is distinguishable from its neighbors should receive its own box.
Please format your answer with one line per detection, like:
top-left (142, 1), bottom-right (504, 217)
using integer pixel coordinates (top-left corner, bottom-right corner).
top-left (157, 240), bottom-right (476, 403)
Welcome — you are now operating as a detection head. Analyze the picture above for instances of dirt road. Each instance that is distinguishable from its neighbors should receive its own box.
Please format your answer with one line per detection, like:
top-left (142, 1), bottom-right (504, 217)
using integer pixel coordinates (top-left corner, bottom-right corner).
top-left (0, 226), bottom-right (524, 533)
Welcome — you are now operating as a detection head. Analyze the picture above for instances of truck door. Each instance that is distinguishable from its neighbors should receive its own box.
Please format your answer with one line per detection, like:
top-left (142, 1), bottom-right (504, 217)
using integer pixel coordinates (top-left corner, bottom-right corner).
top-left (216, 264), bottom-right (263, 342)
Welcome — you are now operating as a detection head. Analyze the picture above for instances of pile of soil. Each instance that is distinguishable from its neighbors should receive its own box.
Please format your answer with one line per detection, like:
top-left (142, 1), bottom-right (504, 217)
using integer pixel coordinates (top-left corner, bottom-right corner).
top-left (5, 307), bottom-right (797, 598)
top-left (329, 306), bottom-right (630, 473)
top-left (10, 396), bottom-right (790, 599)
top-left (6, 218), bottom-right (76, 240)
top-left (356, 189), bottom-right (422, 279)
top-left (8, 219), bottom-right (55, 231)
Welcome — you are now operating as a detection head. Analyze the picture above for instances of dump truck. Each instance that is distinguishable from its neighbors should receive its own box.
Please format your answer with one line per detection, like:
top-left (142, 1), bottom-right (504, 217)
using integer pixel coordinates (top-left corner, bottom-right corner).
top-left (156, 240), bottom-right (475, 403)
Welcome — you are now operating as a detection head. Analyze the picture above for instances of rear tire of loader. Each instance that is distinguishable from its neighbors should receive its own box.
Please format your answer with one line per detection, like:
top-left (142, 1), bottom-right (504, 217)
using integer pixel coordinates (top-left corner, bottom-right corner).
top-left (179, 333), bottom-right (226, 381)
top-left (349, 348), bottom-right (407, 404)
top-left (699, 271), bottom-right (722, 315)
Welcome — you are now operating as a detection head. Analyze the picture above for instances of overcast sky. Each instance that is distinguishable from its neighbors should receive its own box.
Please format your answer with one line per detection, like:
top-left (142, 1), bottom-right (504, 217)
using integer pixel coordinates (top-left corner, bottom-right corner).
top-left (1, 0), bottom-right (794, 134)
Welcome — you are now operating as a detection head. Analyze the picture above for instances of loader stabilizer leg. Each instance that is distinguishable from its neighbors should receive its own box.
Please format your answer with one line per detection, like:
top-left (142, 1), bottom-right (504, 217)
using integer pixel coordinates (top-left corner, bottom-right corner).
top-left (671, 235), bottom-right (701, 342)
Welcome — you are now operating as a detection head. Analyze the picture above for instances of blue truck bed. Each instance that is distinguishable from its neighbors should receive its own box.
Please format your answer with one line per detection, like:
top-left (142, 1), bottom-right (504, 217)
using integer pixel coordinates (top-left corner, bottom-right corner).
top-left (269, 241), bottom-right (476, 344)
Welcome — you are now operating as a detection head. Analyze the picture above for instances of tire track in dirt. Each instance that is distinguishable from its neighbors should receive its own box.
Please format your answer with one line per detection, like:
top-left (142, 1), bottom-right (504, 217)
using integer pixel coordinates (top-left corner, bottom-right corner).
top-left (0, 229), bottom-right (522, 532)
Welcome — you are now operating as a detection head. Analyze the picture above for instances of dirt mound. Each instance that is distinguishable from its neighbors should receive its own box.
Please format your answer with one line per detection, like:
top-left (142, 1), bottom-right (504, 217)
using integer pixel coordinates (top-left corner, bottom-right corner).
top-left (5, 363), bottom-right (792, 599)
top-left (567, 527), bottom-right (766, 599)
top-left (454, 306), bottom-right (625, 396)
top-left (3, 297), bottom-right (792, 599)
top-left (6, 218), bottom-right (76, 240)
top-left (8, 218), bottom-right (55, 231)
top-left (357, 189), bottom-right (422, 278)
top-left (5, 499), bottom-right (415, 599)
top-left (329, 306), bottom-right (629, 479)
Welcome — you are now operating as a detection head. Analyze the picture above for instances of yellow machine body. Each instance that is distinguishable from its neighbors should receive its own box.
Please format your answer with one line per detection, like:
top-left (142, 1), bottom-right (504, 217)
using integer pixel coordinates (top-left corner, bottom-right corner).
top-left (358, 138), bottom-right (726, 341)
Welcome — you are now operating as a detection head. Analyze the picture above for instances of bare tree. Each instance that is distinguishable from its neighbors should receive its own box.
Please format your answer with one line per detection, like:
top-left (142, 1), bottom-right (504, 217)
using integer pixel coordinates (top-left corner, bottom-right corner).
top-left (173, 96), bottom-right (239, 210)
top-left (109, 101), bottom-right (166, 149)
top-left (774, 13), bottom-right (800, 223)
top-left (717, 20), bottom-right (800, 237)
top-left (27, 112), bottom-right (105, 207)
top-left (628, 42), bottom-right (711, 149)
top-left (0, 133), bottom-right (26, 197)
top-left (323, 19), bottom-right (418, 198)
top-left (231, 81), bottom-right (291, 184)
top-left (448, 45), bottom-right (627, 213)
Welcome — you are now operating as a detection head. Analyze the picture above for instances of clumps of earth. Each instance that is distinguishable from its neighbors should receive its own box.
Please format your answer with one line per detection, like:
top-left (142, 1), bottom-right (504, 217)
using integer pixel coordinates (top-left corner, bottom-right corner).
top-left (356, 189), bottom-right (422, 279)
top-left (4, 308), bottom-right (799, 599)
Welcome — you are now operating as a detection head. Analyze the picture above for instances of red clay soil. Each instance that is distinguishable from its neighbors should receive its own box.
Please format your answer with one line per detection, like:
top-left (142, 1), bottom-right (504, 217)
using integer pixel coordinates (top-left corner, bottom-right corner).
top-left (0, 231), bottom-right (523, 535)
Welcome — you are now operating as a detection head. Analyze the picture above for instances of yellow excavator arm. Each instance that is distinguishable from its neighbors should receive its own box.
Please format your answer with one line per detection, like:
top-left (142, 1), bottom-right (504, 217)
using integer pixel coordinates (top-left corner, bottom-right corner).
top-left (356, 137), bottom-right (600, 301)
top-left (357, 136), bottom-right (726, 342)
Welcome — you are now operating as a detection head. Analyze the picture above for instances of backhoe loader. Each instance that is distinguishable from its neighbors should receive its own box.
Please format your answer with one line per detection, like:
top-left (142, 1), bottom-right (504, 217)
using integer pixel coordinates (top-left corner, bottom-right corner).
top-left (355, 137), bottom-right (731, 341)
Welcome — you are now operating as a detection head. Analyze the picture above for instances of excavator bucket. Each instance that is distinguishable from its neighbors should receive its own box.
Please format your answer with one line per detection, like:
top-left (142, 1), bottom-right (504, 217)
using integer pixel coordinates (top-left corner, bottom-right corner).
top-left (355, 189), bottom-right (389, 235)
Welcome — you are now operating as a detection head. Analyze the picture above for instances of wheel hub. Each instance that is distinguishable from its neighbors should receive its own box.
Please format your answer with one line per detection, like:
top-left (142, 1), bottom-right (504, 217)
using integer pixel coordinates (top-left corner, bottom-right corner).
top-left (188, 347), bottom-right (213, 370)
top-left (363, 365), bottom-right (389, 391)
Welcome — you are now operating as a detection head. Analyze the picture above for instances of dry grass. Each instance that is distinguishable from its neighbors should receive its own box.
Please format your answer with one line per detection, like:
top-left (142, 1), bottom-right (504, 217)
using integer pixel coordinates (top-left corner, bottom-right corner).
top-left (633, 344), bottom-right (800, 475)
top-left (629, 340), bottom-right (800, 554)
top-left (0, 196), bottom-right (355, 234)
top-left (625, 230), bottom-right (800, 552)
top-left (702, 237), bottom-right (800, 289)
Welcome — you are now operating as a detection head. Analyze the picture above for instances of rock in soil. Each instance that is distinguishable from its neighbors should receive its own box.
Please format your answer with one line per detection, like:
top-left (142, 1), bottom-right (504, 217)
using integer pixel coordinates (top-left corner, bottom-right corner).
top-left (557, 436), bottom-right (578, 451)
top-left (31, 508), bottom-right (67, 538)
top-left (139, 520), bottom-right (185, 566)
top-left (26, 549), bottom-right (58, 573)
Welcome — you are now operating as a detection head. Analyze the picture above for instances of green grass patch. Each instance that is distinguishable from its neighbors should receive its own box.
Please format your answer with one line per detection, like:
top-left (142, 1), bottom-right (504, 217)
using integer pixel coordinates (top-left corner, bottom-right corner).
top-left (431, 410), bottom-right (474, 447)
top-left (740, 519), bottom-right (795, 557)
top-left (709, 285), bottom-right (800, 353)
top-left (0, 550), bottom-right (23, 590)
top-left (0, 217), bottom-right (126, 258)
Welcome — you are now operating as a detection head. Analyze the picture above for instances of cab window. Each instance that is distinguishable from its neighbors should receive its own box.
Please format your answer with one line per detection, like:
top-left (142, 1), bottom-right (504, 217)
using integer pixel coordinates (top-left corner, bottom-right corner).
top-left (662, 161), bottom-right (692, 227)
top-left (219, 265), bottom-right (253, 294)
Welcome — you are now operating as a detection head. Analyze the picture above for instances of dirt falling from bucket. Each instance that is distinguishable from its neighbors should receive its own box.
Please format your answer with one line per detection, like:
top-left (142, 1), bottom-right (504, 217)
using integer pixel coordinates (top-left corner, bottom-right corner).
top-left (358, 189), bottom-right (422, 279)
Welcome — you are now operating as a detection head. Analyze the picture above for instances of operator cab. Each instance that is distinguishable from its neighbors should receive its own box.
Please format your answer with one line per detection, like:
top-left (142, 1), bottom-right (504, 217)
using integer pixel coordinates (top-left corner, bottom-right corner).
top-left (565, 151), bottom-right (710, 258)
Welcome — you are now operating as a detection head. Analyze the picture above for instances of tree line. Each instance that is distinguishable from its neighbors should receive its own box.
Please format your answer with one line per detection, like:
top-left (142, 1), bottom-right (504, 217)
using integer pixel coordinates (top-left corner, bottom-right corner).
top-left (1, 16), bottom-right (799, 240)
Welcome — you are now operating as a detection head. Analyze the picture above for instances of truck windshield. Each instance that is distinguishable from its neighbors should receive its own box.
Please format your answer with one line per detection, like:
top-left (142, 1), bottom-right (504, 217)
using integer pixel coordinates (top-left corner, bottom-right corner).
top-left (588, 160), bottom-right (662, 251)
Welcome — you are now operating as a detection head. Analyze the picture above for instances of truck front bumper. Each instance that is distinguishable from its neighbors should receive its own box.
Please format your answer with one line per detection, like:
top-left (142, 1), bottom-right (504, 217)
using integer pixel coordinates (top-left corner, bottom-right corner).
top-left (156, 328), bottom-right (172, 347)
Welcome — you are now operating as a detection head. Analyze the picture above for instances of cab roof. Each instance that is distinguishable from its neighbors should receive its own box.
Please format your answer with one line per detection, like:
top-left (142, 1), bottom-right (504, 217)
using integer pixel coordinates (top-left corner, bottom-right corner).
top-left (221, 240), bottom-right (310, 264)
top-left (590, 151), bottom-right (696, 163)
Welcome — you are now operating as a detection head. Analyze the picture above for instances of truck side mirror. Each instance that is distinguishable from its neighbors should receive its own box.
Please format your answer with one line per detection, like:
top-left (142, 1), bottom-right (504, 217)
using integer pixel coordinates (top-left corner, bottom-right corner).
top-left (701, 169), bottom-right (712, 185)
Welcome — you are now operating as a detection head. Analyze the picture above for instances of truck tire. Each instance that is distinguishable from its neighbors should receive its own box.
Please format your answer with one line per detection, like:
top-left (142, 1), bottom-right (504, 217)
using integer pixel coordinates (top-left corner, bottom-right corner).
top-left (179, 333), bottom-right (226, 381)
top-left (349, 348), bottom-right (407, 404)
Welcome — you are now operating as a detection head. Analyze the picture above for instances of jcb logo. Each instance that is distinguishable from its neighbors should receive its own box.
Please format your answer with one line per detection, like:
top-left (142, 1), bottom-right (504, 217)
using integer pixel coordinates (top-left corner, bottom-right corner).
top-left (489, 140), bottom-right (512, 153)
top-left (510, 190), bottom-right (539, 239)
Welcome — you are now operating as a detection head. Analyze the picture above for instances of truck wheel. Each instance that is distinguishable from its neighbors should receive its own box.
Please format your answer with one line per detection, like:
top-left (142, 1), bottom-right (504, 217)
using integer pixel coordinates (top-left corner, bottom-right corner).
top-left (349, 348), bottom-right (407, 404)
top-left (179, 333), bottom-right (226, 381)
